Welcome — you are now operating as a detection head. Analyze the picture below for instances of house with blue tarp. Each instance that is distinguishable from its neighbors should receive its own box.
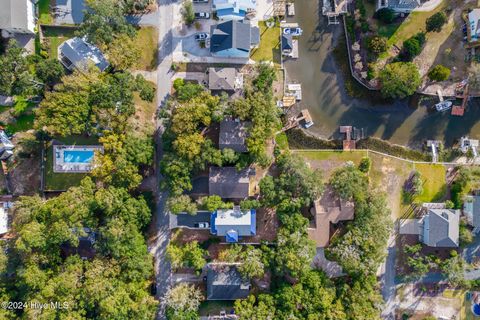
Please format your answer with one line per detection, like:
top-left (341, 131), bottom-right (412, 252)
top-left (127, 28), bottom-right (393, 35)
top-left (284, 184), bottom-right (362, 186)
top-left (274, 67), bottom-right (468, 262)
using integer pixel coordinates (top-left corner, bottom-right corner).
top-left (213, 0), bottom-right (256, 21)
top-left (211, 206), bottom-right (256, 243)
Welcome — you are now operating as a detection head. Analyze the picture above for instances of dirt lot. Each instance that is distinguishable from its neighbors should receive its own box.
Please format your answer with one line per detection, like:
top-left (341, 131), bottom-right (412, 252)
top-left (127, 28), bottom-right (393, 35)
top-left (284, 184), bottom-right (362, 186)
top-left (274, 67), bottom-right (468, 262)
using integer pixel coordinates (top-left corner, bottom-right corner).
top-left (396, 284), bottom-right (462, 319)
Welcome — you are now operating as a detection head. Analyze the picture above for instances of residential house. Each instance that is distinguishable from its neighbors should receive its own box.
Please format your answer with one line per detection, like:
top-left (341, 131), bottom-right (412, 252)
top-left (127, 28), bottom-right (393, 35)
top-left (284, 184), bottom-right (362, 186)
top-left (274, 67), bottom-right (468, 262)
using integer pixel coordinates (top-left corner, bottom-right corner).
top-left (219, 119), bottom-right (250, 152)
top-left (212, 0), bottom-right (256, 21)
top-left (0, 0), bottom-right (36, 34)
top-left (420, 208), bottom-right (460, 247)
top-left (206, 264), bottom-right (250, 300)
top-left (469, 9), bottom-right (480, 43)
top-left (58, 37), bottom-right (109, 72)
top-left (308, 188), bottom-right (354, 248)
top-left (377, 0), bottom-right (421, 13)
top-left (0, 202), bottom-right (12, 236)
top-left (208, 67), bottom-right (244, 92)
top-left (0, 131), bottom-right (14, 160)
top-left (210, 20), bottom-right (260, 58)
top-left (61, 227), bottom-right (97, 260)
top-left (209, 166), bottom-right (253, 199)
top-left (464, 195), bottom-right (480, 232)
top-left (210, 206), bottom-right (256, 242)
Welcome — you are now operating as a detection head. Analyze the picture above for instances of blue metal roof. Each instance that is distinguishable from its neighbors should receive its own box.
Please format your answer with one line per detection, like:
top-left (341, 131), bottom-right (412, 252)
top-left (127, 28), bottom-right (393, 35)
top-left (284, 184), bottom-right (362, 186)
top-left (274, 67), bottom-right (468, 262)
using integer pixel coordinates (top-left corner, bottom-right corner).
top-left (216, 8), bottom-right (246, 18)
top-left (226, 230), bottom-right (239, 243)
top-left (250, 209), bottom-right (256, 235)
top-left (210, 211), bottom-right (217, 235)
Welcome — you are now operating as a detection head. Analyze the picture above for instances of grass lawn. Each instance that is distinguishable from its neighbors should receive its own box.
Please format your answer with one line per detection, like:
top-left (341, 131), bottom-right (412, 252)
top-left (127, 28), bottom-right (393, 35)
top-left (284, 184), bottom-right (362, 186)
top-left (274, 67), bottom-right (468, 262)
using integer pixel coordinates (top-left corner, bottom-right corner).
top-left (415, 163), bottom-right (447, 203)
top-left (38, 0), bottom-right (53, 25)
top-left (250, 21), bottom-right (281, 66)
top-left (199, 301), bottom-right (234, 316)
top-left (42, 27), bottom-right (77, 59)
top-left (275, 132), bottom-right (289, 150)
top-left (134, 27), bottom-right (159, 71)
top-left (386, 1), bottom-right (447, 47)
top-left (6, 114), bottom-right (35, 134)
top-left (44, 136), bottom-right (99, 191)
top-left (295, 150), bottom-right (367, 162)
top-left (131, 88), bottom-right (157, 135)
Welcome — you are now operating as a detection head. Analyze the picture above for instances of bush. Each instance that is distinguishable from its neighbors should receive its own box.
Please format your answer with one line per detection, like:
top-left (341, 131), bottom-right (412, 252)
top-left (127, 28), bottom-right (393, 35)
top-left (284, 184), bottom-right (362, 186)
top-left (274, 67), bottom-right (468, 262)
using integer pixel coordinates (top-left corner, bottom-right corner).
top-left (181, 0), bottom-right (195, 25)
top-left (401, 33), bottom-right (425, 61)
top-left (358, 157), bottom-right (371, 173)
top-left (426, 12), bottom-right (447, 32)
top-left (367, 36), bottom-right (388, 55)
top-left (376, 8), bottom-right (395, 24)
top-left (428, 65), bottom-right (451, 81)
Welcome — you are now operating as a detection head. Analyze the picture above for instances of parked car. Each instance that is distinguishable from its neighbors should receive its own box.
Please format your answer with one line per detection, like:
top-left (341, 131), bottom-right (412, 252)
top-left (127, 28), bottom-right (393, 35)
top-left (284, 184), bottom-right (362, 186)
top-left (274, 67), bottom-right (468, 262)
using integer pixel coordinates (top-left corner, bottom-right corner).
top-left (195, 33), bottom-right (210, 41)
top-left (194, 222), bottom-right (210, 228)
top-left (193, 0), bottom-right (208, 2)
top-left (195, 12), bottom-right (210, 19)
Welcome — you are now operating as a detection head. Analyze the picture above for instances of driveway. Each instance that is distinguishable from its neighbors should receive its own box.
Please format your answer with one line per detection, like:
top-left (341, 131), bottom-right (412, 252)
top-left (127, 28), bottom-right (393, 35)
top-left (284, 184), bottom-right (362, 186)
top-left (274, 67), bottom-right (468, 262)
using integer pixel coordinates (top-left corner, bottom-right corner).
top-left (53, 0), bottom-right (86, 25)
top-left (380, 232), bottom-right (398, 320)
top-left (126, 11), bottom-right (160, 26)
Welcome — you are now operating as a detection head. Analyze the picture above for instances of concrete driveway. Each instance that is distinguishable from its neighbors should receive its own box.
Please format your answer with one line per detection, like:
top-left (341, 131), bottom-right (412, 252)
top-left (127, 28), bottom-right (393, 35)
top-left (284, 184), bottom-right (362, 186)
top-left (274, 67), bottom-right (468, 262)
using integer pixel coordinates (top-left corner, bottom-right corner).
top-left (175, 34), bottom-right (211, 57)
top-left (53, 0), bottom-right (86, 25)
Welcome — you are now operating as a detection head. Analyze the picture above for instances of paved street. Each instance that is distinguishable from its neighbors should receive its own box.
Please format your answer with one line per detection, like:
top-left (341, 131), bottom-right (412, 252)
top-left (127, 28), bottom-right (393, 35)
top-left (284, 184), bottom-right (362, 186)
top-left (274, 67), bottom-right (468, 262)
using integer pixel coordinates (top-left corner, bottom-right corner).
top-left (146, 0), bottom-right (174, 319)
top-left (380, 232), bottom-right (397, 320)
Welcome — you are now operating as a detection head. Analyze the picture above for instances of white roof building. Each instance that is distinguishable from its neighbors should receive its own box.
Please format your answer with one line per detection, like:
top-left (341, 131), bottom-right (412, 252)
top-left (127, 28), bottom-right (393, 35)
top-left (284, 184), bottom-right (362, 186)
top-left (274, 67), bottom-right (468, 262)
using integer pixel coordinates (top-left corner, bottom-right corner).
top-left (0, 202), bottom-right (12, 235)
top-left (211, 207), bottom-right (256, 242)
top-left (58, 37), bottom-right (109, 72)
top-left (469, 9), bottom-right (480, 42)
top-left (0, 0), bottom-right (36, 34)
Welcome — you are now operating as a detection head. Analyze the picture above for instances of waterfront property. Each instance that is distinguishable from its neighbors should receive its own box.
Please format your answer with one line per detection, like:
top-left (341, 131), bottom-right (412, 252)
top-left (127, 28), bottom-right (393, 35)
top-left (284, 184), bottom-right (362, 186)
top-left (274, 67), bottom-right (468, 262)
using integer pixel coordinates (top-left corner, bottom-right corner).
top-left (421, 207), bottom-right (460, 248)
top-left (210, 20), bottom-right (260, 58)
top-left (210, 207), bottom-right (256, 243)
top-left (53, 145), bottom-right (103, 173)
top-left (376, 0), bottom-right (420, 13)
top-left (212, 0), bottom-right (256, 21)
top-left (58, 37), bottom-right (109, 72)
top-left (208, 68), bottom-right (244, 93)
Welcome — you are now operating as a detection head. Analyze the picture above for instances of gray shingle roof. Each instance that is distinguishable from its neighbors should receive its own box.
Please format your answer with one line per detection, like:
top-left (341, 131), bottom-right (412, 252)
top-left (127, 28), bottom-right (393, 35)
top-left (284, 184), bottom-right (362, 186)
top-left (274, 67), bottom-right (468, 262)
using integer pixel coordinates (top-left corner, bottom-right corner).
top-left (0, 0), bottom-right (33, 32)
top-left (282, 34), bottom-right (293, 51)
top-left (59, 37), bottom-right (109, 72)
top-left (423, 209), bottom-right (459, 247)
top-left (207, 265), bottom-right (250, 300)
top-left (209, 167), bottom-right (251, 199)
top-left (210, 20), bottom-right (252, 54)
top-left (209, 68), bottom-right (237, 91)
top-left (219, 119), bottom-right (250, 152)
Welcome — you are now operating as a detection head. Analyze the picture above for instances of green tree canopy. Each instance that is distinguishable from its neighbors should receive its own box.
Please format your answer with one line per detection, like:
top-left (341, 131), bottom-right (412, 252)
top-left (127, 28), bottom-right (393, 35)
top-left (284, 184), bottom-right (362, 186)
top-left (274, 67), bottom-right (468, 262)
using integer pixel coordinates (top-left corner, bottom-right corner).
top-left (379, 62), bottom-right (421, 99)
top-left (428, 64), bottom-right (451, 81)
top-left (426, 12), bottom-right (447, 32)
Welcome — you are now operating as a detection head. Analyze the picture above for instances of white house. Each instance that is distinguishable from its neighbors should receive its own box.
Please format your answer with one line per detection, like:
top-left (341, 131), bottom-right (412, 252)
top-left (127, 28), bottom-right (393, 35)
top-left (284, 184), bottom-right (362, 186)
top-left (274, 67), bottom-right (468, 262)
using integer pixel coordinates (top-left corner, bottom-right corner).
top-left (213, 0), bottom-right (256, 21)
top-left (210, 206), bottom-right (256, 243)
top-left (58, 37), bottom-right (109, 72)
top-left (0, 0), bottom-right (36, 34)
top-left (469, 9), bottom-right (480, 42)
top-left (377, 0), bottom-right (421, 14)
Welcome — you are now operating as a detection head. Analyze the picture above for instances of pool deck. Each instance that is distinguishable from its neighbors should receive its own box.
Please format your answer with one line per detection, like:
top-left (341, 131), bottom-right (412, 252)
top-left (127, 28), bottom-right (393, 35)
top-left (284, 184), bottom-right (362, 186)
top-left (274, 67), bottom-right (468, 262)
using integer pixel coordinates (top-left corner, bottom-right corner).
top-left (53, 145), bottom-right (103, 173)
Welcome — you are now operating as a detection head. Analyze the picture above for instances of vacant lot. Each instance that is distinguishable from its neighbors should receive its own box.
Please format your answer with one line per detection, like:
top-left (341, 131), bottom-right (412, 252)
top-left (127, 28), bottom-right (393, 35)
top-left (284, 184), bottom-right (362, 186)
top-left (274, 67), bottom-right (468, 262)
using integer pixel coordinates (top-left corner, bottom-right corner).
top-left (295, 150), bottom-right (448, 220)
top-left (134, 27), bottom-right (159, 71)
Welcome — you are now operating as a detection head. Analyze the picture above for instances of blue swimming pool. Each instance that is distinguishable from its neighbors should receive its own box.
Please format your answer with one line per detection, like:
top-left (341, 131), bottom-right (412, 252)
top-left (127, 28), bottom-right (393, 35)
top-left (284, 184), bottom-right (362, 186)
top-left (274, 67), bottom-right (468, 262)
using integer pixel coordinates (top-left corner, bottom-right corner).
top-left (63, 150), bottom-right (95, 163)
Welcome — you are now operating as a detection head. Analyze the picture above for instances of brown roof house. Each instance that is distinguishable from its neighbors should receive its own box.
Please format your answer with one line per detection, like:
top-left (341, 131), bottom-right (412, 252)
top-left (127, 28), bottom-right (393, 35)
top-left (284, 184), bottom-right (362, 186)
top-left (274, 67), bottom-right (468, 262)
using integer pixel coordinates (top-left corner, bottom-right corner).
top-left (219, 119), bottom-right (251, 153)
top-left (209, 166), bottom-right (254, 199)
top-left (208, 67), bottom-right (244, 92)
top-left (308, 188), bottom-right (355, 248)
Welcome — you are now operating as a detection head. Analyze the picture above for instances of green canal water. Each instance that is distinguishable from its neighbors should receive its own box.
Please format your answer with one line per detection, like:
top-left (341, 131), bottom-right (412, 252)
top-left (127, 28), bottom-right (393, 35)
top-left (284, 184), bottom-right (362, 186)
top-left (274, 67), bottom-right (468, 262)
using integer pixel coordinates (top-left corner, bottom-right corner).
top-left (284, 0), bottom-right (480, 148)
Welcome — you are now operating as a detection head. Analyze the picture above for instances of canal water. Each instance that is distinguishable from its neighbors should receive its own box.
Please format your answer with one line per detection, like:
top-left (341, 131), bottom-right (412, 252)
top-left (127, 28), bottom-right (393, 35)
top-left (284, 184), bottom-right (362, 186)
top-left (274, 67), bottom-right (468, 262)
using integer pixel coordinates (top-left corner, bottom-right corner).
top-left (284, 0), bottom-right (480, 148)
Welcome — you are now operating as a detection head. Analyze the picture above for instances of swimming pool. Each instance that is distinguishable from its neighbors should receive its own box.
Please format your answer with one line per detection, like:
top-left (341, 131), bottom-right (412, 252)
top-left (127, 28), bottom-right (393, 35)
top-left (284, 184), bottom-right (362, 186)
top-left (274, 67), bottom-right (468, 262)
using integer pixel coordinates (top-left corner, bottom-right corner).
top-left (63, 150), bottom-right (95, 163)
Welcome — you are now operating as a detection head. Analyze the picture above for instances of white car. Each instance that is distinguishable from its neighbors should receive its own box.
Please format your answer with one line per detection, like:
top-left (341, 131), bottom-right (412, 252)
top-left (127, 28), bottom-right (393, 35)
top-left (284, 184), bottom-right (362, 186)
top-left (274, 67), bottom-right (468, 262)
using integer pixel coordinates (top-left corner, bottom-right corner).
top-left (195, 12), bottom-right (210, 19)
top-left (195, 33), bottom-right (210, 41)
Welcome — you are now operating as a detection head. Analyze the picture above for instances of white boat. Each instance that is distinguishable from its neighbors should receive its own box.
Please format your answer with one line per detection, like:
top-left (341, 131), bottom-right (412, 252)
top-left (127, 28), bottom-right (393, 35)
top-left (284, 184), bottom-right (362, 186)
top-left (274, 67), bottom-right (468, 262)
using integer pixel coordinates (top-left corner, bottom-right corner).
top-left (283, 27), bottom-right (303, 36)
top-left (435, 100), bottom-right (452, 112)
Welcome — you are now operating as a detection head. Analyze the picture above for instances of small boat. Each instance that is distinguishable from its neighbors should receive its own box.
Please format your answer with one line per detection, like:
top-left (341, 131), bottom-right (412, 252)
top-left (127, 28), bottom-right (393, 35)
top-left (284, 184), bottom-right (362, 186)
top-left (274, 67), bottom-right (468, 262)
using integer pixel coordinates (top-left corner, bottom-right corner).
top-left (283, 27), bottom-right (303, 36)
top-left (435, 100), bottom-right (453, 112)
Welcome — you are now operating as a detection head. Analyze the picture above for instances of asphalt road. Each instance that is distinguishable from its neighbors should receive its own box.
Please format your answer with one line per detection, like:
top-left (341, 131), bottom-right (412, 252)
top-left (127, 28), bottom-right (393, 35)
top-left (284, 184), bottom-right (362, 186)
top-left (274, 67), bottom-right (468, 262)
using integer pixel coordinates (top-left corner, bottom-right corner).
top-left (147, 1), bottom-right (174, 319)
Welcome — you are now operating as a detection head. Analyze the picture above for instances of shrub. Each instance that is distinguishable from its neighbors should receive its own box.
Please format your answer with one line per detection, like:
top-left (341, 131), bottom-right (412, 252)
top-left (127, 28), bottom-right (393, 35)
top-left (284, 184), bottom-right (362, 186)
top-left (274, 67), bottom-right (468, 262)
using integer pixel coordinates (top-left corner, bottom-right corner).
top-left (376, 8), bottom-right (395, 24)
top-left (428, 65), bottom-right (451, 81)
top-left (181, 0), bottom-right (195, 25)
top-left (285, 129), bottom-right (342, 150)
top-left (358, 157), bottom-right (371, 173)
top-left (401, 33), bottom-right (425, 61)
top-left (426, 12), bottom-right (447, 32)
top-left (356, 137), bottom-right (430, 161)
top-left (367, 36), bottom-right (388, 54)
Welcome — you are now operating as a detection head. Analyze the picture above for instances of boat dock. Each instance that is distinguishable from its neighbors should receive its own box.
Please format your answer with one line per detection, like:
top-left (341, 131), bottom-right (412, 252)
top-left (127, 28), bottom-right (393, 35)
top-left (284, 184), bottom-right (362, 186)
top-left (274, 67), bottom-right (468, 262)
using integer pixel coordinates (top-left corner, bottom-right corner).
top-left (451, 83), bottom-right (469, 116)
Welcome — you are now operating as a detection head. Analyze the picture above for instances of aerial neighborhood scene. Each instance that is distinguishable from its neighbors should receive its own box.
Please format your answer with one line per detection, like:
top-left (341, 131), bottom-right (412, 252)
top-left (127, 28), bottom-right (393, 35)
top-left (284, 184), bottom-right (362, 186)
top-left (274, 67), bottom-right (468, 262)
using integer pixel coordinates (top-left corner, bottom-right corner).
top-left (6, 0), bottom-right (480, 319)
